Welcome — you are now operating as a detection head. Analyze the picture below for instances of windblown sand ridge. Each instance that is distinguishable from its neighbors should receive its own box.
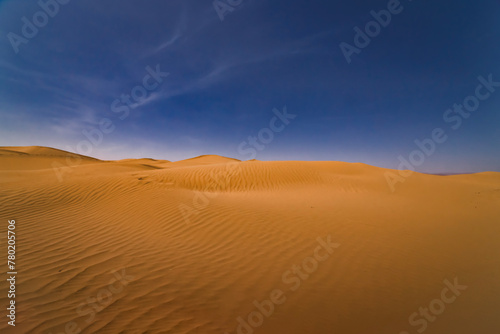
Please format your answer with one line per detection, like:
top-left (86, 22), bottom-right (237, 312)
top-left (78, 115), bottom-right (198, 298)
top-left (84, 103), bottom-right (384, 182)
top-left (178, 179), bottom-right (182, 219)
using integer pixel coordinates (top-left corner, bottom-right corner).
top-left (0, 146), bottom-right (499, 334)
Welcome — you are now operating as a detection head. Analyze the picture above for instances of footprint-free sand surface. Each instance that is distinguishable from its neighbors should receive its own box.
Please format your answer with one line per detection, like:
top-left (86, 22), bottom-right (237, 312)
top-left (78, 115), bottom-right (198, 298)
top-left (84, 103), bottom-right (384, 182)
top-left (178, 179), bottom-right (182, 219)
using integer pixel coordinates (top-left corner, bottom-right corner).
top-left (0, 146), bottom-right (499, 334)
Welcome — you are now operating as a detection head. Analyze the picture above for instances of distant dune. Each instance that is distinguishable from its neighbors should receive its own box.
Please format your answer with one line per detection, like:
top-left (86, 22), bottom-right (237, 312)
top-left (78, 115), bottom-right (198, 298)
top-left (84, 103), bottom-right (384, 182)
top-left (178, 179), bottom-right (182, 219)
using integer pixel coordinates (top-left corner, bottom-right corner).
top-left (0, 146), bottom-right (99, 170)
top-left (0, 146), bottom-right (499, 334)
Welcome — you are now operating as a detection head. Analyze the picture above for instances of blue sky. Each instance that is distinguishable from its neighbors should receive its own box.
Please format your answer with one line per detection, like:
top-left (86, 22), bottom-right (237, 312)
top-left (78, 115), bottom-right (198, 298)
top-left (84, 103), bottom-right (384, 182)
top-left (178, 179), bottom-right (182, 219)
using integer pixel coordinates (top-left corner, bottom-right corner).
top-left (0, 0), bottom-right (499, 172)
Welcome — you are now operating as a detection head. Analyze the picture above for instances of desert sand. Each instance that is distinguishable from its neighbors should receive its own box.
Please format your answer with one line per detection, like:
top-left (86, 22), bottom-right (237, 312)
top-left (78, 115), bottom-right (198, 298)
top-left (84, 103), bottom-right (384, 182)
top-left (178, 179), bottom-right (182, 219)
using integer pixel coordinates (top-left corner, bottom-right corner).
top-left (0, 146), bottom-right (499, 334)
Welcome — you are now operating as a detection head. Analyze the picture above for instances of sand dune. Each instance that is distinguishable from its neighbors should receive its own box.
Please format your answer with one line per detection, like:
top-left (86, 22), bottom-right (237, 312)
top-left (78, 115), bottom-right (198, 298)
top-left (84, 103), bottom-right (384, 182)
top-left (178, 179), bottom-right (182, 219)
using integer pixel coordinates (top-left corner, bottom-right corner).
top-left (0, 147), bottom-right (499, 334)
top-left (0, 146), bottom-right (100, 171)
top-left (167, 154), bottom-right (241, 168)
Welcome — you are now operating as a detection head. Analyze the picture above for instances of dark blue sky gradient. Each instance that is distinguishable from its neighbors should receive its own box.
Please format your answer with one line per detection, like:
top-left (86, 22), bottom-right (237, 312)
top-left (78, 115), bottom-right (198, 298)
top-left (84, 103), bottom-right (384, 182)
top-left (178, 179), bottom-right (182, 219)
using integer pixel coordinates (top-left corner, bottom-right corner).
top-left (0, 0), bottom-right (499, 172)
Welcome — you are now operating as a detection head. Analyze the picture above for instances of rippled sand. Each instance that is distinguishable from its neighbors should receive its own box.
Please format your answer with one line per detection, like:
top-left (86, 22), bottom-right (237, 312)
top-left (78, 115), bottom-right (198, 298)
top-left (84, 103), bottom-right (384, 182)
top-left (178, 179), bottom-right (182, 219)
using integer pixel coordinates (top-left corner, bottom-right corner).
top-left (0, 146), bottom-right (499, 334)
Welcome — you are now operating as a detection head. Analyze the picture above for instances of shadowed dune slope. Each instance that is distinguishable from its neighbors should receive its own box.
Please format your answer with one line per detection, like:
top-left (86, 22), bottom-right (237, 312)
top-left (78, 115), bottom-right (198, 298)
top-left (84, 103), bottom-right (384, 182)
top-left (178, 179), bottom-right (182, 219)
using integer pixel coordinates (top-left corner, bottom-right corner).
top-left (0, 147), bottom-right (499, 334)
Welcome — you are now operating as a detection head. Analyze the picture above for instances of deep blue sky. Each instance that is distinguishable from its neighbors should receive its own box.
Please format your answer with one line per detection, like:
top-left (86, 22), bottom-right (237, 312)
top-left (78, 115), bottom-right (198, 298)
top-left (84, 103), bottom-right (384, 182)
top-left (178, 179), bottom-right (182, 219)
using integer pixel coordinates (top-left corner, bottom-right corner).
top-left (1, 0), bottom-right (499, 172)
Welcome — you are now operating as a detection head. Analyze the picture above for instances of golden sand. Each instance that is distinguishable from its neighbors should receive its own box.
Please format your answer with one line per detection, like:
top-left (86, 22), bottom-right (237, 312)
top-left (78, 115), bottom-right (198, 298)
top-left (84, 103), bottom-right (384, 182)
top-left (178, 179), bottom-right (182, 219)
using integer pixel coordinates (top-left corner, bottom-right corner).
top-left (0, 146), bottom-right (499, 333)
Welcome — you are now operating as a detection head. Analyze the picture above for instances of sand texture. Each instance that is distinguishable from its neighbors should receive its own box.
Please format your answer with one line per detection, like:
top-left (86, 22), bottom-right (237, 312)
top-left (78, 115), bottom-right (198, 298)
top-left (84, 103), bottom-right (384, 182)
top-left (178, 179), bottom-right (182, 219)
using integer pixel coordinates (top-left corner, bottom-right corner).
top-left (0, 146), bottom-right (499, 334)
